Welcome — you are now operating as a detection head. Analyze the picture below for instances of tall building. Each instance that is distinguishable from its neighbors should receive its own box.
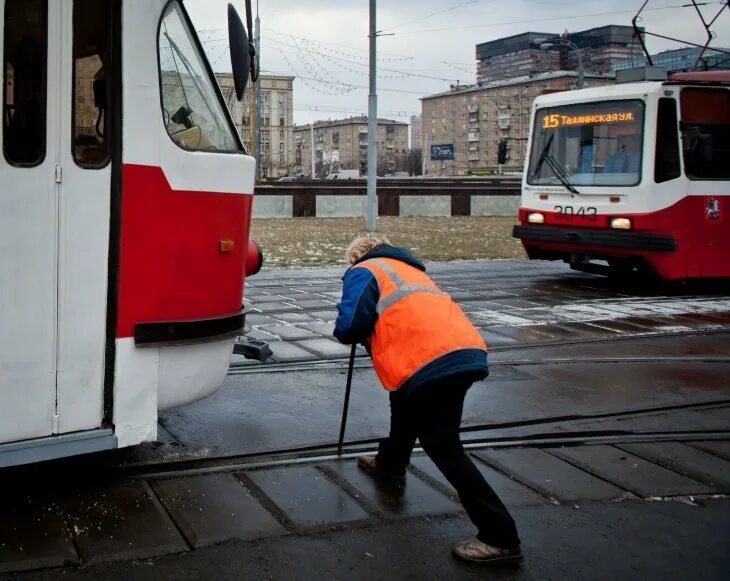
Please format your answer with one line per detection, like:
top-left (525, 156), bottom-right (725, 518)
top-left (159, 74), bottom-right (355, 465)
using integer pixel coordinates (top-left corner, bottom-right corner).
top-left (410, 115), bottom-right (422, 150)
top-left (421, 71), bottom-right (615, 176)
top-left (612, 46), bottom-right (730, 73)
top-left (216, 73), bottom-right (295, 179)
top-left (293, 116), bottom-right (409, 177)
top-left (476, 25), bottom-right (643, 85)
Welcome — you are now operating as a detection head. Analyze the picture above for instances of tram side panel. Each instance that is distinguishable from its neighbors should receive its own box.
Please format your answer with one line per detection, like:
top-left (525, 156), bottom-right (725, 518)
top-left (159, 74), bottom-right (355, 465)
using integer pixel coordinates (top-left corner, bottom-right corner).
top-left (113, 0), bottom-right (256, 447)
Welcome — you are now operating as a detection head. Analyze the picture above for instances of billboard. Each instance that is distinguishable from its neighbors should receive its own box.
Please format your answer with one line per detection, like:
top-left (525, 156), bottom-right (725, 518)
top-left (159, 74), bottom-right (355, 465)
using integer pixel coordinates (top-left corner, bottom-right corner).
top-left (430, 143), bottom-right (455, 161)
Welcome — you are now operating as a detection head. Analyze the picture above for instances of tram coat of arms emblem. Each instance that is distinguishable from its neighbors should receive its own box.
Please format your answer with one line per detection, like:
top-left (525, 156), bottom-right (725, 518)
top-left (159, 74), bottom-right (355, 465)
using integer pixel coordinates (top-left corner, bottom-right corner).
top-left (705, 197), bottom-right (720, 221)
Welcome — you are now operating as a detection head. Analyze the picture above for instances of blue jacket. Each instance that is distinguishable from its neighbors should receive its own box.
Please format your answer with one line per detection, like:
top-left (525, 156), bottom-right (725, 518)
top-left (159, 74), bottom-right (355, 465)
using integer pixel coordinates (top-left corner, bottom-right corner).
top-left (333, 246), bottom-right (488, 393)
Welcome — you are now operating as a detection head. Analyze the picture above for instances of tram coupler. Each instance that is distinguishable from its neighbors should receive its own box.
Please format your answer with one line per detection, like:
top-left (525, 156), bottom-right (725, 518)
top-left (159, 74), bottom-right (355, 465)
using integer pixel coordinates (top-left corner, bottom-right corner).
top-left (234, 336), bottom-right (273, 361)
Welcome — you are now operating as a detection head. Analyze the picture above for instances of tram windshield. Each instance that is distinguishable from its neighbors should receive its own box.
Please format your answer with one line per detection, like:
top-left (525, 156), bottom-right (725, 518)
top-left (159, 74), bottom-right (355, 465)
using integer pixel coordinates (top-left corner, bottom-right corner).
top-left (158, 2), bottom-right (240, 152)
top-left (527, 100), bottom-right (645, 187)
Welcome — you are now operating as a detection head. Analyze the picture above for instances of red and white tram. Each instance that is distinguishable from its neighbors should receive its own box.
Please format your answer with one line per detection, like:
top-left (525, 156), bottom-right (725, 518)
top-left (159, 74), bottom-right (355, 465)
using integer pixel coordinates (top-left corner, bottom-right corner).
top-left (0, 0), bottom-right (261, 466)
top-left (513, 69), bottom-right (730, 280)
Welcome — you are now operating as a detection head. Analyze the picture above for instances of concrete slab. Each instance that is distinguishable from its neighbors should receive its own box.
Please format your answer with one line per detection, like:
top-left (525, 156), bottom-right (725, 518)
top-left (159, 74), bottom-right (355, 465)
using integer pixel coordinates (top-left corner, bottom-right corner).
top-left (323, 460), bottom-right (458, 518)
top-left (151, 474), bottom-right (287, 547)
top-left (410, 455), bottom-right (546, 507)
top-left (64, 481), bottom-right (187, 563)
top-left (474, 448), bottom-right (626, 502)
top-left (286, 299), bottom-right (336, 310)
top-left (686, 440), bottom-right (730, 461)
top-left (253, 302), bottom-right (302, 314)
top-left (268, 312), bottom-right (316, 323)
top-left (550, 445), bottom-right (715, 497)
top-left (242, 466), bottom-right (370, 528)
top-left (268, 341), bottom-right (318, 362)
top-left (617, 442), bottom-right (730, 491)
top-left (294, 338), bottom-right (353, 358)
top-left (258, 325), bottom-right (317, 340)
top-left (298, 322), bottom-right (336, 336)
top-left (307, 310), bottom-right (337, 321)
top-left (0, 494), bottom-right (79, 574)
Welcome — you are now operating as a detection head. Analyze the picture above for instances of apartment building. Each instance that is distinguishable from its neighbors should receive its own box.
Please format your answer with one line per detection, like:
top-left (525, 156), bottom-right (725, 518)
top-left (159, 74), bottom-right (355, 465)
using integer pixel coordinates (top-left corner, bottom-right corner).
top-left (216, 72), bottom-right (295, 179)
top-left (476, 25), bottom-right (643, 85)
top-left (612, 46), bottom-right (730, 73)
top-left (421, 71), bottom-right (615, 176)
top-left (293, 116), bottom-right (409, 177)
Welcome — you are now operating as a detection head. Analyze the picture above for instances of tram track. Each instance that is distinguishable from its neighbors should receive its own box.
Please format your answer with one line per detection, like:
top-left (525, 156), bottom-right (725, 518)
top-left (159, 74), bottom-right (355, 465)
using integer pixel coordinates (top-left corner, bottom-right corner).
top-left (138, 398), bottom-right (730, 480)
top-left (229, 327), bottom-right (730, 375)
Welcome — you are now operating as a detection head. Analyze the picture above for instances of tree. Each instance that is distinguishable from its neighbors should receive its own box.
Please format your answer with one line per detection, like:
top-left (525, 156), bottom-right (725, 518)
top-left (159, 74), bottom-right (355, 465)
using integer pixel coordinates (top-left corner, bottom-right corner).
top-left (407, 149), bottom-right (423, 176)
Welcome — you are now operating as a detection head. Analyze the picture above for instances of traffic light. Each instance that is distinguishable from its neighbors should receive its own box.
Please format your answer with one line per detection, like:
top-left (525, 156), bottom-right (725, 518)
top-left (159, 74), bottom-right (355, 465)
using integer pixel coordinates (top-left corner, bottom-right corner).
top-left (497, 138), bottom-right (508, 165)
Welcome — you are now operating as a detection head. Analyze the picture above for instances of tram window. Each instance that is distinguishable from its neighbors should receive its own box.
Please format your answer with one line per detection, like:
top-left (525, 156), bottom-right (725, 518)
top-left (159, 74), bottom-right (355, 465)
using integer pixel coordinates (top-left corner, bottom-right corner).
top-left (680, 88), bottom-right (730, 180)
top-left (654, 98), bottom-right (680, 184)
top-left (3, 0), bottom-right (47, 167)
top-left (72, 0), bottom-right (110, 168)
top-left (158, 2), bottom-right (240, 153)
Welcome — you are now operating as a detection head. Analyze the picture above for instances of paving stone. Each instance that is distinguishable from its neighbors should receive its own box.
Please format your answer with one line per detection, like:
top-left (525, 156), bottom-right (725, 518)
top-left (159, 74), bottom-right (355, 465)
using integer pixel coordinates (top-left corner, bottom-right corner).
top-left (245, 314), bottom-right (280, 327)
top-left (253, 302), bottom-right (302, 314)
top-left (410, 455), bottom-right (546, 507)
top-left (0, 493), bottom-right (79, 574)
top-left (250, 294), bottom-right (290, 303)
top-left (258, 325), bottom-right (317, 341)
top-left (242, 328), bottom-right (277, 341)
top-left (617, 442), bottom-right (730, 491)
top-left (480, 325), bottom-right (555, 344)
top-left (269, 312), bottom-right (316, 323)
top-left (63, 481), bottom-right (187, 563)
top-left (230, 354), bottom-right (264, 366)
top-left (242, 466), bottom-right (370, 528)
top-left (307, 310), bottom-right (338, 321)
top-left (324, 460), bottom-right (457, 518)
top-left (268, 341), bottom-right (319, 362)
top-left (474, 448), bottom-right (625, 502)
top-left (295, 338), bottom-right (353, 358)
top-left (285, 299), bottom-right (336, 310)
top-left (151, 474), bottom-right (287, 548)
top-left (478, 329), bottom-right (519, 346)
top-left (550, 445), bottom-right (715, 497)
top-left (298, 321), bottom-right (336, 336)
top-left (686, 440), bottom-right (730, 461)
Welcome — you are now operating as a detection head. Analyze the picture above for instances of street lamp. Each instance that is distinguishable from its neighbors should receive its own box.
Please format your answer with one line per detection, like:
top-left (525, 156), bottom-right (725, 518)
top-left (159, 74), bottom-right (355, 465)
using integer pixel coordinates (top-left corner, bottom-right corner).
top-left (538, 37), bottom-right (585, 89)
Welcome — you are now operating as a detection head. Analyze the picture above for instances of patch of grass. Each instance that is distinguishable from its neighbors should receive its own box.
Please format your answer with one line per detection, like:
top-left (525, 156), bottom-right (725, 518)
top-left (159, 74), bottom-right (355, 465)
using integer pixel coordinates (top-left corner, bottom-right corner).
top-left (250, 216), bottom-right (526, 269)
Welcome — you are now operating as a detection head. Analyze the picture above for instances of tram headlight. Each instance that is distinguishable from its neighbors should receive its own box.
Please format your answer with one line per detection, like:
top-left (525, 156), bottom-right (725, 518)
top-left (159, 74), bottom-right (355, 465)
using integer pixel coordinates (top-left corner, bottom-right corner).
top-left (527, 212), bottom-right (545, 224)
top-left (610, 217), bottom-right (632, 230)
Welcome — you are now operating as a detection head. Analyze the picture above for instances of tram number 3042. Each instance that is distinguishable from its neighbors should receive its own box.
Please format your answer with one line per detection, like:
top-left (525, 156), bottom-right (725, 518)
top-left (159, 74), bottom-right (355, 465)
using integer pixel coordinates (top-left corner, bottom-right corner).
top-left (554, 206), bottom-right (598, 221)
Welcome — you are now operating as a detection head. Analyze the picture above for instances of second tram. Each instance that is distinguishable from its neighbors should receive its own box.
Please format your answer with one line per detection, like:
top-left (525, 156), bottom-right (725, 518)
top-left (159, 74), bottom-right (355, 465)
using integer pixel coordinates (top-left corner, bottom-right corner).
top-left (513, 69), bottom-right (729, 280)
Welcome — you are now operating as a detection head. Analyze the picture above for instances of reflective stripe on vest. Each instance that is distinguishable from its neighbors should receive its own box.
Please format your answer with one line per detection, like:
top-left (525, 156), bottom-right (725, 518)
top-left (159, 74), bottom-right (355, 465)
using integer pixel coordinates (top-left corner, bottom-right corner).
top-left (354, 257), bottom-right (487, 391)
top-left (369, 259), bottom-right (448, 314)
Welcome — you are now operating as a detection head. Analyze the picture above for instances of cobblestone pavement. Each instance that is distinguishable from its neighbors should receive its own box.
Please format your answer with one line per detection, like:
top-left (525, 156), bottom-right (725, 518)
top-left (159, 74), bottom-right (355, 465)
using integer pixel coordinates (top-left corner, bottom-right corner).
top-left (235, 260), bottom-right (730, 365)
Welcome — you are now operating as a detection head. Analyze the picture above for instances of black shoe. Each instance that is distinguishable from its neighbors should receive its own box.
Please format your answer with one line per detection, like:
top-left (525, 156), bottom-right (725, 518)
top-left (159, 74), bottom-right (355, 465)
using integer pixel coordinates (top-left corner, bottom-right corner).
top-left (356, 455), bottom-right (406, 481)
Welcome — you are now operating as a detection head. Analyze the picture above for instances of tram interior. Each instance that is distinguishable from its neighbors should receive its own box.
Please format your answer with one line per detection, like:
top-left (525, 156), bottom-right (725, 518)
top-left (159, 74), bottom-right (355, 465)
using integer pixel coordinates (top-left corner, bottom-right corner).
top-left (681, 88), bottom-right (730, 180)
top-left (73, 0), bottom-right (110, 167)
top-left (3, 0), bottom-right (46, 166)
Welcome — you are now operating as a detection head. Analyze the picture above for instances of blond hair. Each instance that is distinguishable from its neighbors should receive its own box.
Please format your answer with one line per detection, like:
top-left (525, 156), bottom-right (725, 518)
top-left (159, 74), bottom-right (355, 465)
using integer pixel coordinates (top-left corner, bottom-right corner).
top-left (345, 235), bottom-right (392, 264)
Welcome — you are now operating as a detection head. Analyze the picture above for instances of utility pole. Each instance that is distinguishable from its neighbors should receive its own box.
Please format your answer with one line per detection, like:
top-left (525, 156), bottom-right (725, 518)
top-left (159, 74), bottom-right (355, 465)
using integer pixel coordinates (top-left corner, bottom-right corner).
top-left (366, 0), bottom-right (377, 231)
top-left (253, 1), bottom-right (261, 181)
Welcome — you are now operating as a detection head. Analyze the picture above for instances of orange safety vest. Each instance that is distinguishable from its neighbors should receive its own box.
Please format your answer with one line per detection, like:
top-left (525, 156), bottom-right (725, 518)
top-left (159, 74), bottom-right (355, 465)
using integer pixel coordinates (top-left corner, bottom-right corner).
top-left (354, 257), bottom-right (487, 391)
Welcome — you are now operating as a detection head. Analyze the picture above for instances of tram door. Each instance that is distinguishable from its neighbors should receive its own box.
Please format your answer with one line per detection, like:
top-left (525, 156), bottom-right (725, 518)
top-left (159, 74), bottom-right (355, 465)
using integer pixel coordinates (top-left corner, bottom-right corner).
top-left (0, 0), bottom-right (114, 445)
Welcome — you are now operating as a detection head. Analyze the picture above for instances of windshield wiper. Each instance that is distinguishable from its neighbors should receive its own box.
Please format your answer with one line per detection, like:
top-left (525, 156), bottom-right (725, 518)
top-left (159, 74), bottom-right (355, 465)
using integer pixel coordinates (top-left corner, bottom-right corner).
top-left (532, 133), bottom-right (580, 194)
top-left (543, 152), bottom-right (580, 194)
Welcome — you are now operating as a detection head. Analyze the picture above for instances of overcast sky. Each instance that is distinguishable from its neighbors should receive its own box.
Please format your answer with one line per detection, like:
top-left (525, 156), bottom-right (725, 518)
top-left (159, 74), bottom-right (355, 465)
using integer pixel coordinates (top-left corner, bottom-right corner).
top-left (185, 0), bottom-right (729, 126)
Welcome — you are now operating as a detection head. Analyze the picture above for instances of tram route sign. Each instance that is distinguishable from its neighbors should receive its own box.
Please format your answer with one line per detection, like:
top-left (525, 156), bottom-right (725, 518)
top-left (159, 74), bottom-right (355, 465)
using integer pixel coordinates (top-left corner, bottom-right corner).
top-left (431, 143), bottom-right (455, 161)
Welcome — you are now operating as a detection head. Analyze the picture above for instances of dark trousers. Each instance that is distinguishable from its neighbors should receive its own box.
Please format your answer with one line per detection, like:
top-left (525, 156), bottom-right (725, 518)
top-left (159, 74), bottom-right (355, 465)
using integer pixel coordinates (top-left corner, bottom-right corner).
top-left (376, 375), bottom-right (521, 548)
